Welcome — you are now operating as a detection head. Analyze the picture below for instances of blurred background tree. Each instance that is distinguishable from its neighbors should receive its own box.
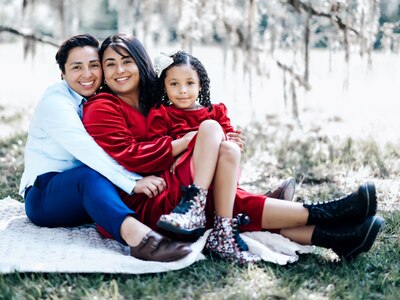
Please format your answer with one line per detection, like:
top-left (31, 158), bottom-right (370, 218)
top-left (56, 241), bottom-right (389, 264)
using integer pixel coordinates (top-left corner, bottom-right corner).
top-left (1, 0), bottom-right (399, 120)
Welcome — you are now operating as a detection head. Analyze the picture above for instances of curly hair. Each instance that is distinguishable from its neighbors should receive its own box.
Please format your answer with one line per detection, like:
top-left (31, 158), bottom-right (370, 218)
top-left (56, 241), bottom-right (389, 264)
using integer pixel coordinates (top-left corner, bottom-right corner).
top-left (154, 51), bottom-right (212, 111)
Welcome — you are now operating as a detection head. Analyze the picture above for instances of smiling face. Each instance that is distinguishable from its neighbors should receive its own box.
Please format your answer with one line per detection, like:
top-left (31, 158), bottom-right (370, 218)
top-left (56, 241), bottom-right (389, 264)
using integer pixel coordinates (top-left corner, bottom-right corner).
top-left (102, 46), bottom-right (140, 106)
top-left (164, 64), bottom-right (201, 110)
top-left (62, 46), bottom-right (102, 98)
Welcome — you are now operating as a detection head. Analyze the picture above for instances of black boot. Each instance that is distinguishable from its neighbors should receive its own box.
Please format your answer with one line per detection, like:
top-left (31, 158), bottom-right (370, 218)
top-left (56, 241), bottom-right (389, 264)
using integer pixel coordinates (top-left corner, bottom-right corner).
top-left (304, 182), bottom-right (377, 226)
top-left (312, 215), bottom-right (385, 260)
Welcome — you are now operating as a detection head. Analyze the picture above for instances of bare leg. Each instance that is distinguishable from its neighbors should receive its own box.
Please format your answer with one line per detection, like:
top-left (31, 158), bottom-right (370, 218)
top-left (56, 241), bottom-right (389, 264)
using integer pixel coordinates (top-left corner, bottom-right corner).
top-left (193, 121), bottom-right (239, 217)
top-left (206, 141), bottom-right (261, 264)
top-left (280, 226), bottom-right (315, 245)
top-left (212, 141), bottom-right (240, 217)
top-left (192, 120), bottom-right (225, 189)
top-left (156, 120), bottom-right (227, 235)
top-left (120, 216), bottom-right (151, 247)
top-left (261, 198), bottom-right (309, 228)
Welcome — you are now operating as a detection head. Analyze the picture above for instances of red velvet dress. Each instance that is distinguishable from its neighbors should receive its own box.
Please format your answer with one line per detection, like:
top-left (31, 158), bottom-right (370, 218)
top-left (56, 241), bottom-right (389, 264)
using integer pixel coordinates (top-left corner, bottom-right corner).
top-left (147, 103), bottom-right (235, 140)
top-left (83, 93), bottom-right (267, 238)
top-left (147, 103), bottom-right (235, 176)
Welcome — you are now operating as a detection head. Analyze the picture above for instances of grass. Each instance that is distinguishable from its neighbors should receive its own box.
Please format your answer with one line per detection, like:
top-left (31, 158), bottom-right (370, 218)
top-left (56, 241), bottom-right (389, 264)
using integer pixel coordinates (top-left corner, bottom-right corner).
top-left (0, 117), bottom-right (399, 299)
top-left (0, 133), bottom-right (25, 200)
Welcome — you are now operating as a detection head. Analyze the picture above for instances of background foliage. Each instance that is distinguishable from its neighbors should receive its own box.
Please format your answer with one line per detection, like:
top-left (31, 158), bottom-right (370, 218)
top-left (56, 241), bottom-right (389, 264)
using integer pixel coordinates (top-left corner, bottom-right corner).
top-left (1, 0), bottom-right (400, 109)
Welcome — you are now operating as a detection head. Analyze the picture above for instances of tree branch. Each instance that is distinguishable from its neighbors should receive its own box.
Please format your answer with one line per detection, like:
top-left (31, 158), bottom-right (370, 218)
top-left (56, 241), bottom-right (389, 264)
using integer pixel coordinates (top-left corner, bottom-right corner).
top-left (276, 60), bottom-right (311, 91)
top-left (287, 0), bottom-right (360, 36)
top-left (0, 25), bottom-right (60, 48)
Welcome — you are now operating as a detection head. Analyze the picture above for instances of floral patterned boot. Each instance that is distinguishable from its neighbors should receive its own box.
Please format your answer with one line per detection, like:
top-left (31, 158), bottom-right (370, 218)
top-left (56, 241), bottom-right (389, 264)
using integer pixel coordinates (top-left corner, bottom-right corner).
top-left (206, 213), bottom-right (261, 265)
top-left (157, 184), bottom-right (207, 236)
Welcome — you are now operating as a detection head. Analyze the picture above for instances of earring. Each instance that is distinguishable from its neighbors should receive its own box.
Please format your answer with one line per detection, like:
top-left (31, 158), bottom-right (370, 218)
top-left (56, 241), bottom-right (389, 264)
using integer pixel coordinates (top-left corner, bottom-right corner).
top-left (162, 93), bottom-right (172, 105)
top-left (162, 93), bottom-right (170, 104)
top-left (103, 80), bottom-right (107, 85)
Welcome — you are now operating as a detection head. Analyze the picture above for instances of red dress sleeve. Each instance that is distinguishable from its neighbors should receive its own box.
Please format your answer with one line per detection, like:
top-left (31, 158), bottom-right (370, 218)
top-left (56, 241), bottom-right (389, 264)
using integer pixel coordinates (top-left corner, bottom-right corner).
top-left (147, 106), bottom-right (171, 140)
top-left (83, 93), bottom-right (175, 174)
top-left (214, 103), bottom-right (235, 133)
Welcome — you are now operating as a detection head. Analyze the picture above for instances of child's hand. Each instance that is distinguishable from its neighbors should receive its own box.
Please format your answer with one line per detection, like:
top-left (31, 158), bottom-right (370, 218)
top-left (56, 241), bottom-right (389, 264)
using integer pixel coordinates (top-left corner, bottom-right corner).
top-left (182, 131), bottom-right (197, 144)
top-left (170, 154), bottom-right (183, 174)
top-left (133, 175), bottom-right (167, 198)
top-left (227, 130), bottom-right (247, 152)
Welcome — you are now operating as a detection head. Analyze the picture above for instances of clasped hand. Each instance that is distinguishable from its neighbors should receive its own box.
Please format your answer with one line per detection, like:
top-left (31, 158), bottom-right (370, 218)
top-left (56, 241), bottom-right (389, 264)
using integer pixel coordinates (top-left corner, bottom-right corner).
top-left (133, 175), bottom-right (167, 198)
top-left (226, 130), bottom-right (246, 152)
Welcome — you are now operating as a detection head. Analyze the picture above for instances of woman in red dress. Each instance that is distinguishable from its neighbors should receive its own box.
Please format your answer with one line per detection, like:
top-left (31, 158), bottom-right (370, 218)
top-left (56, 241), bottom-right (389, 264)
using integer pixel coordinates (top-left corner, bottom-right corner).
top-left (83, 33), bottom-right (384, 264)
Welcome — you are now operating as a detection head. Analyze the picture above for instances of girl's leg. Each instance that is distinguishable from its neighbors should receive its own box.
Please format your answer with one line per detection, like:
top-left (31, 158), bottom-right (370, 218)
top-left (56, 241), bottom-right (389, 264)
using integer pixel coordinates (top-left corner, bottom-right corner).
top-left (212, 141), bottom-right (239, 217)
top-left (206, 141), bottom-right (260, 264)
top-left (157, 120), bottom-right (226, 234)
top-left (192, 120), bottom-right (226, 189)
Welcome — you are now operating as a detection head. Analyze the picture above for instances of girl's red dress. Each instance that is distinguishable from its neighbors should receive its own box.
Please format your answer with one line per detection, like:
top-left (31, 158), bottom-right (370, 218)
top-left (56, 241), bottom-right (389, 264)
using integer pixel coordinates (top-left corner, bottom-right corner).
top-left (83, 93), bottom-right (268, 239)
top-left (147, 103), bottom-right (235, 176)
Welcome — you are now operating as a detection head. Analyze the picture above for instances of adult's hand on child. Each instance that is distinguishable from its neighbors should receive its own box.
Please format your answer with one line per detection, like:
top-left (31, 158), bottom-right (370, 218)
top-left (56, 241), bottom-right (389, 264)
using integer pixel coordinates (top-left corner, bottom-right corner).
top-left (134, 175), bottom-right (167, 198)
top-left (227, 130), bottom-right (247, 152)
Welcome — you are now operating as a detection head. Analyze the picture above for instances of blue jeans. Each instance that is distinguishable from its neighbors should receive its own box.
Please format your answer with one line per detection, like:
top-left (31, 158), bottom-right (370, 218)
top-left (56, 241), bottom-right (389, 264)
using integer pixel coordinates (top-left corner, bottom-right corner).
top-left (24, 165), bottom-right (135, 244)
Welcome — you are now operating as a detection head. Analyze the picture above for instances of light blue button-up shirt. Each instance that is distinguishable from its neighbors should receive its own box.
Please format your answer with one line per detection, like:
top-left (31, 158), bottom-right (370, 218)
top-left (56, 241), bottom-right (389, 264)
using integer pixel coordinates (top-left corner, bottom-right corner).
top-left (19, 80), bottom-right (142, 195)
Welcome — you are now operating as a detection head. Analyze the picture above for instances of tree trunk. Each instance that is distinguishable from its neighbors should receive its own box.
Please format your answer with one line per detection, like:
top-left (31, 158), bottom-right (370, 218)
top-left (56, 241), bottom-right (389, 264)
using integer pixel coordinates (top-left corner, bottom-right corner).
top-left (304, 12), bottom-right (311, 83)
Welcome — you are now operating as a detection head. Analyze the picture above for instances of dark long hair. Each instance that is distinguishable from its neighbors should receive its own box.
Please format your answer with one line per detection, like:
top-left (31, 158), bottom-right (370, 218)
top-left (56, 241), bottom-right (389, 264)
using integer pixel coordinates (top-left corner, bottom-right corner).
top-left (154, 51), bottom-right (212, 111)
top-left (99, 33), bottom-right (157, 115)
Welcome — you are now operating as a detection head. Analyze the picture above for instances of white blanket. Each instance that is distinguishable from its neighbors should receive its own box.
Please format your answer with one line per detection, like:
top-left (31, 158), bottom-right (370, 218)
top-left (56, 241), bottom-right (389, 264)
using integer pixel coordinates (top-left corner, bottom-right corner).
top-left (0, 197), bottom-right (313, 274)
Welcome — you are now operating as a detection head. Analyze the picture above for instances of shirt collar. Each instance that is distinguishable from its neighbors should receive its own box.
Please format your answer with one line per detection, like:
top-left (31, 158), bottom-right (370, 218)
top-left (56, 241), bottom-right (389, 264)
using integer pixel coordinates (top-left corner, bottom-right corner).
top-left (61, 80), bottom-right (87, 106)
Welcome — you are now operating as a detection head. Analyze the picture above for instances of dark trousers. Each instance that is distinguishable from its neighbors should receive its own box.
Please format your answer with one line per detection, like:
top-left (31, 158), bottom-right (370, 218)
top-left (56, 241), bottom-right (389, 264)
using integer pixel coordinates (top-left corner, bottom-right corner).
top-left (24, 165), bottom-right (135, 244)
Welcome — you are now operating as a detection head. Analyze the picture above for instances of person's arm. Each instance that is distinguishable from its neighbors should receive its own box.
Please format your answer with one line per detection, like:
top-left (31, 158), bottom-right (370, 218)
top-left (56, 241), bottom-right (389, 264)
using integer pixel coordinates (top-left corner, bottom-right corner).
top-left (147, 106), bottom-right (170, 140)
top-left (37, 88), bottom-right (141, 194)
top-left (215, 103), bottom-right (235, 133)
top-left (147, 106), bottom-right (194, 157)
top-left (83, 95), bottom-right (176, 173)
top-left (215, 103), bottom-right (246, 151)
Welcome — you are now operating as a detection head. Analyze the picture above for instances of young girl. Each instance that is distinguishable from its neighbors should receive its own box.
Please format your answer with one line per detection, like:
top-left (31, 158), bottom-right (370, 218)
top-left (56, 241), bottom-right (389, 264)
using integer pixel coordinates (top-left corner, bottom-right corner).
top-left (148, 51), bottom-right (261, 264)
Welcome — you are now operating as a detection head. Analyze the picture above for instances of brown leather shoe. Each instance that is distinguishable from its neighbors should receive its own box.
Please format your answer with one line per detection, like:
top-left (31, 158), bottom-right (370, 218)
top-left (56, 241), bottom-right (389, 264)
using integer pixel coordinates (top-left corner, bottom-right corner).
top-left (130, 230), bottom-right (192, 262)
top-left (265, 177), bottom-right (296, 201)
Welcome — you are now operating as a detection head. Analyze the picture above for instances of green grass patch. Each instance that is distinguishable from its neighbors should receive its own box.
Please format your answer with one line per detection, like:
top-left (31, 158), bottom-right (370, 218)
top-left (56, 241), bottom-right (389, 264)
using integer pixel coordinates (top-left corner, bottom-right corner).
top-left (0, 133), bottom-right (26, 200)
top-left (0, 119), bottom-right (399, 299)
